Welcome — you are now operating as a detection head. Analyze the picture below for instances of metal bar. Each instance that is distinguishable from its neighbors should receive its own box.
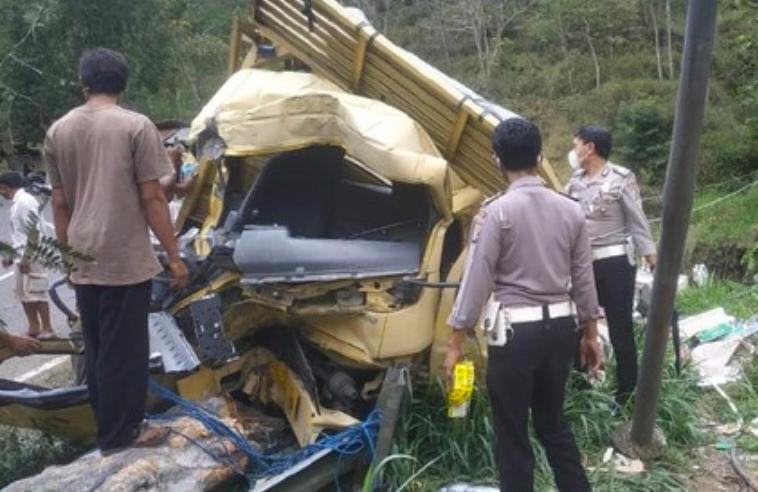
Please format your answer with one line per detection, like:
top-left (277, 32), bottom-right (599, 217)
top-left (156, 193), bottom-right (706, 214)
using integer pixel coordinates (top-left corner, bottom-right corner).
top-left (351, 30), bottom-right (370, 92)
top-left (367, 364), bottom-right (409, 488)
top-left (0, 338), bottom-right (82, 364)
top-left (228, 15), bottom-right (242, 76)
top-left (251, 448), bottom-right (363, 491)
top-left (446, 107), bottom-right (470, 161)
top-left (630, 0), bottom-right (718, 446)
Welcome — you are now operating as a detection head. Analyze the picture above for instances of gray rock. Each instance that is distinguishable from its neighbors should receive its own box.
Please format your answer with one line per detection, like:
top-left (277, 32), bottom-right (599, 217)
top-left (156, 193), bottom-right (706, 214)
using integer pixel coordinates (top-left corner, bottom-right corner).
top-left (5, 406), bottom-right (249, 492)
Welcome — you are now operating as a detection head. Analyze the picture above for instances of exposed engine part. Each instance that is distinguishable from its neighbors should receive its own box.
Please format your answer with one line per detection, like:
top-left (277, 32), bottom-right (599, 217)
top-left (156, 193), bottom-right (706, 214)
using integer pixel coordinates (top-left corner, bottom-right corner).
top-left (334, 288), bottom-right (364, 309)
top-left (388, 280), bottom-right (422, 306)
top-left (313, 368), bottom-right (359, 412)
top-left (252, 328), bottom-right (321, 413)
top-left (188, 294), bottom-right (237, 366)
top-left (299, 344), bottom-right (369, 414)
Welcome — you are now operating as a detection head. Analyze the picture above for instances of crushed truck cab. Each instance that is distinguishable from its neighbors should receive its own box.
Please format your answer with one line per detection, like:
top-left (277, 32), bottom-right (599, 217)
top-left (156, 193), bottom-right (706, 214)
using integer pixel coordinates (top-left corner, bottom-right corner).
top-left (0, 0), bottom-right (562, 486)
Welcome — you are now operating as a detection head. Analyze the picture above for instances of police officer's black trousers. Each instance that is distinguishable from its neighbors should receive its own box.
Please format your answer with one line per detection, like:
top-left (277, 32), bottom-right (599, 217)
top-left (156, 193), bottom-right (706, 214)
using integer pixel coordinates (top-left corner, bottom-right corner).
top-left (487, 316), bottom-right (591, 492)
top-left (593, 255), bottom-right (637, 404)
top-left (75, 281), bottom-right (151, 451)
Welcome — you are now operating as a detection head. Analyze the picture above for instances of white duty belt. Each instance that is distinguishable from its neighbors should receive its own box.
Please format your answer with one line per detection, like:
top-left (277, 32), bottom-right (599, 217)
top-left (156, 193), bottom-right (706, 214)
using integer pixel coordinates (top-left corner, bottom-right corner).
top-left (592, 243), bottom-right (629, 261)
top-left (480, 299), bottom-right (577, 347)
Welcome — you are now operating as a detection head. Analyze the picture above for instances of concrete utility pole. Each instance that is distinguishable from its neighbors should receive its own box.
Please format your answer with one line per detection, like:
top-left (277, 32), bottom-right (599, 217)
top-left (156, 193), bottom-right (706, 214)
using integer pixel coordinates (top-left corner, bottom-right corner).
top-left (615, 0), bottom-right (719, 458)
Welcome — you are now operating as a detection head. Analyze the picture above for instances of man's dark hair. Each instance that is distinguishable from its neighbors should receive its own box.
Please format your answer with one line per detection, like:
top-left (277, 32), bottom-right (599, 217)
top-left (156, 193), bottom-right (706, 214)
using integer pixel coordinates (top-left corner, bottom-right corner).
top-left (154, 120), bottom-right (189, 132)
top-left (0, 171), bottom-right (26, 189)
top-left (575, 125), bottom-right (613, 160)
top-left (491, 117), bottom-right (542, 171)
top-left (78, 48), bottom-right (129, 95)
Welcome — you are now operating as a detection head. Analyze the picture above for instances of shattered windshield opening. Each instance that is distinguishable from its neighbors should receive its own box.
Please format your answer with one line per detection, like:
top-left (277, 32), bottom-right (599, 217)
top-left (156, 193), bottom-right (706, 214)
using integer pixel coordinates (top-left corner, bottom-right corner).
top-left (227, 145), bottom-right (434, 284)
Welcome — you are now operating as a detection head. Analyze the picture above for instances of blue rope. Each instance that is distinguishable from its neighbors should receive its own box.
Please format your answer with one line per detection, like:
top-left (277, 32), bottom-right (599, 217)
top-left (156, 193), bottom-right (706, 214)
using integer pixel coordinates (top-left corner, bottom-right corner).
top-left (146, 379), bottom-right (382, 482)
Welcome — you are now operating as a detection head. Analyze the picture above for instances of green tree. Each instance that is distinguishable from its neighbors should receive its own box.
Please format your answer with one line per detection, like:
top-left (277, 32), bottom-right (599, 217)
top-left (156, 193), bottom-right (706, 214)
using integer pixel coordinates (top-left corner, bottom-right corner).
top-left (0, 0), bottom-right (244, 153)
top-left (613, 99), bottom-right (673, 185)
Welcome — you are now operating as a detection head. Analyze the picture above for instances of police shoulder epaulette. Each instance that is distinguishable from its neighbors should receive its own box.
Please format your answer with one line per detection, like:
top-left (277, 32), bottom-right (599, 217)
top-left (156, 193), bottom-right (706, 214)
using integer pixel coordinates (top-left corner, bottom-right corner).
top-left (608, 162), bottom-right (631, 177)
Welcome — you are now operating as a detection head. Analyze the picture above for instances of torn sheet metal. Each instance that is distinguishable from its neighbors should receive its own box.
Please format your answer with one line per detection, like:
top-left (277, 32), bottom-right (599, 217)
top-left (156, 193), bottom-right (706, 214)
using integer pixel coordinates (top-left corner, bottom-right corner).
top-left (149, 311), bottom-right (201, 373)
top-left (188, 295), bottom-right (237, 365)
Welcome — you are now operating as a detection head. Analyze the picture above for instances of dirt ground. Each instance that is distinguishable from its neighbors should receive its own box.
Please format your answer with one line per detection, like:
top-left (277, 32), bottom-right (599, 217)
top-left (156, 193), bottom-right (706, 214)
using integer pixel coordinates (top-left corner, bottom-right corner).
top-left (679, 445), bottom-right (758, 492)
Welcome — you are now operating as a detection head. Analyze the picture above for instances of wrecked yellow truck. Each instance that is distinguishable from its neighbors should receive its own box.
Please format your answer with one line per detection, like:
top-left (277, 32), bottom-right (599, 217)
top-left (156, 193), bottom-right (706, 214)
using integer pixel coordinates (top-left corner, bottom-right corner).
top-left (0, 0), bottom-right (562, 487)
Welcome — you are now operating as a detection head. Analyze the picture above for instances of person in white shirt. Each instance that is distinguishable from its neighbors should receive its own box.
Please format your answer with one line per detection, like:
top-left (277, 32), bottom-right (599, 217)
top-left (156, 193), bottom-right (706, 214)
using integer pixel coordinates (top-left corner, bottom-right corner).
top-left (0, 171), bottom-right (55, 339)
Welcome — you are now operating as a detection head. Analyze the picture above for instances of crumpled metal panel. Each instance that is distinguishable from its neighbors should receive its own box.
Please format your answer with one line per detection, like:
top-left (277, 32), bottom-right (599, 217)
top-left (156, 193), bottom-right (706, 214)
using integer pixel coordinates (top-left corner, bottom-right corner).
top-left (149, 311), bottom-right (201, 373)
top-left (187, 295), bottom-right (237, 365)
top-left (233, 226), bottom-right (420, 285)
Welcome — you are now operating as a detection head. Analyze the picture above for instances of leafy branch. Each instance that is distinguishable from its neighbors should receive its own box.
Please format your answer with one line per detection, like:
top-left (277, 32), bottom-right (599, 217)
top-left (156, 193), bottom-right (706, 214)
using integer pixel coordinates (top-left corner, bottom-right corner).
top-left (0, 212), bottom-right (93, 275)
top-left (19, 213), bottom-right (92, 274)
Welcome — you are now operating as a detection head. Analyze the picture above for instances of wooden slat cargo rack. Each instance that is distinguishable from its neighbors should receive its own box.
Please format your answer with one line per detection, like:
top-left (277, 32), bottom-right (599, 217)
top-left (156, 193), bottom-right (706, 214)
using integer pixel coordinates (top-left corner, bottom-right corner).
top-left (228, 0), bottom-right (562, 194)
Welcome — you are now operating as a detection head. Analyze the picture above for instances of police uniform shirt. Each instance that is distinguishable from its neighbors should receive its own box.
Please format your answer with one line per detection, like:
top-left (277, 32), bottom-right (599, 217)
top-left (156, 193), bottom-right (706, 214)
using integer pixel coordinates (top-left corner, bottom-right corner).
top-left (447, 175), bottom-right (601, 330)
top-left (566, 163), bottom-right (656, 256)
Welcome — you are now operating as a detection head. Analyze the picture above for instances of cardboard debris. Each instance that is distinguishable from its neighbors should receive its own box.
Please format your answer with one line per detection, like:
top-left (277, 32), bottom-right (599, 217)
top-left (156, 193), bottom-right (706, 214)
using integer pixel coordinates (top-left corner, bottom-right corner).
top-left (691, 337), bottom-right (741, 386)
top-left (680, 310), bottom-right (758, 386)
top-left (714, 422), bottom-right (742, 435)
top-left (612, 453), bottom-right (645, 474)
top-left (679, 308), bottom-right (735, 341)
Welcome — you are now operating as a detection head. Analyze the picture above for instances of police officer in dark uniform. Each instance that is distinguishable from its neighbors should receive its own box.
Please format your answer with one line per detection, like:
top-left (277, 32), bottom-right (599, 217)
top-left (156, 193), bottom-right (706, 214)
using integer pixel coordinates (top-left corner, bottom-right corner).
top-left (444, 118), bottom-right (603, 492)
top-left (567, 125), bottom-right (657, 405)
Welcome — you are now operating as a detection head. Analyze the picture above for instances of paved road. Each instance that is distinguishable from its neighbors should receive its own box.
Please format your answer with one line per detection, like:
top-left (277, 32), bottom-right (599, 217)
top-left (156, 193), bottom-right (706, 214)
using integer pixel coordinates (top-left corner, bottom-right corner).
top-left (0, 197), bottom-right (77, 382)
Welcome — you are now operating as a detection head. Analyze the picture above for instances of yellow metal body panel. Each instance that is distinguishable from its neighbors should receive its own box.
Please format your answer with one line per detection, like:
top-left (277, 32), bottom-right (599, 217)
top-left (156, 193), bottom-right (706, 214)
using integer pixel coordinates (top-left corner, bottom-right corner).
top-left (0, 403), bottom-right (95, 443)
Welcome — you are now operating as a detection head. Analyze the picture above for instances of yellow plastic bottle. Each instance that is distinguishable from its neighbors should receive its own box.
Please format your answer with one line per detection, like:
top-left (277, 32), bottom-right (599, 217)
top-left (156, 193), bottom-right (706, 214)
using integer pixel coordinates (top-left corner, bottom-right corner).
top-left (447, 360), bottom-right (475, 418)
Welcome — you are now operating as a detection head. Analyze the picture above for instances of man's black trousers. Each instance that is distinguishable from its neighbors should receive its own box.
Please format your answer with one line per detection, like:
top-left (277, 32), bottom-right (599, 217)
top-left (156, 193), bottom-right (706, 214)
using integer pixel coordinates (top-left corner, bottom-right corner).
top-left (75, 281), bottom-right (151, 450)
top-left (593, 255), bottom-right (637, 404)
top-left (487, 316), bottom-right (591, 492)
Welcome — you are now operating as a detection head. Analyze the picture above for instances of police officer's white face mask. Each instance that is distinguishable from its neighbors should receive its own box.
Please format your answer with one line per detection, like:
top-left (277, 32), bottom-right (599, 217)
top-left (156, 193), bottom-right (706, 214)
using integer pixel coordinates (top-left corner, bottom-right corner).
top-left (567, 150), bottom-right (581, 170)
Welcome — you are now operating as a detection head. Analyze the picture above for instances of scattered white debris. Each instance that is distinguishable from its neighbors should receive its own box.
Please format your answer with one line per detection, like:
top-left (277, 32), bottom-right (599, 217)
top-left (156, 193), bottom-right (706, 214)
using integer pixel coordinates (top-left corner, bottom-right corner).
top-left (602, 447), bottom-right (614, 464)
top-left (635, 269), bottom-right (688, 293)
top-left (691, 337), bottom-right (741, 386)
top-left (679, 307), bottom-right (735, 341)
top-left (678, 310), bottom-right (758, 386)
top-left (439, 484), bottom-right (498, 492)
top-left (692, 263), bottom-right (710, 287)
top-left (612, 452), bottom-right (645, 474)
top-left (750, 417), bottom-right (758, 438)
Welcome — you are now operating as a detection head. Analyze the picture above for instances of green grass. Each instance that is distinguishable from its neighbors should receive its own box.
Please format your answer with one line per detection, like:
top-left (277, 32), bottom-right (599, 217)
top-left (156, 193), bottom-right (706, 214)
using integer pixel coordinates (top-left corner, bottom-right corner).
top-left (677, 279), bottom-right (758, 319)
top-left (0, 426), bottom-right (87, 488)
top-left (687, 182), bottom-right (758, 248)
top-left (649, 180), bottom-right (758, 279)
top-left (381, 347), bottom-right (702, 491)
top-left (381, 277), bottom-right (758, 491)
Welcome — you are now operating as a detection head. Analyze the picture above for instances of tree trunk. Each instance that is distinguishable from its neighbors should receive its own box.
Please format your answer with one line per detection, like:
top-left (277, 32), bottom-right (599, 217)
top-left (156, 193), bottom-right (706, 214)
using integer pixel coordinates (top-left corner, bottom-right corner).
top-left (666, 0), bottom-right (675, 79)
top-left (583, 18), bottom-right (601, 90)
top-left (650, 1), bottom-right (664, 80)
top-left (557, 3), bottom-right (574, 93)
top-left (469, 0), bottom-right (487, 83)
top-left (434, 0), bottom-right (451, 65)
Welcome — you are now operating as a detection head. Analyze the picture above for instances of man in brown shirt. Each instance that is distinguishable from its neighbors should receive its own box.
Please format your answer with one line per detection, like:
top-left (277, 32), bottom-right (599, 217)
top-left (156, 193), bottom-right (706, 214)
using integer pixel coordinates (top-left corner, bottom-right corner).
top-left (44, 48), bottom-right (188, 453)
top-left (444, 118), bottom-right (602, 491)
